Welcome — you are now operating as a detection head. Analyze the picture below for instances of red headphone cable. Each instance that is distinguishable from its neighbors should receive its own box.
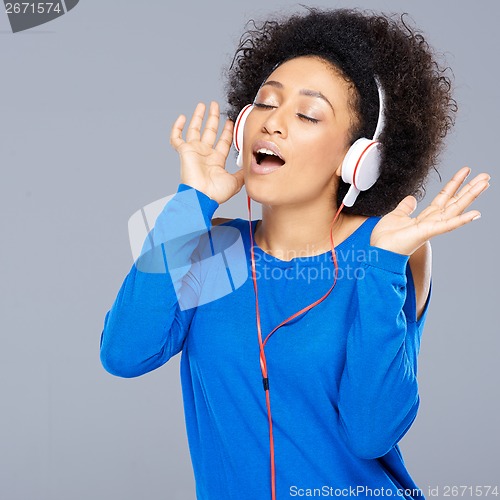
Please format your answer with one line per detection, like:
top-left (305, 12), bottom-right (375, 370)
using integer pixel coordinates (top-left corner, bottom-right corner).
top-left (247, 195), bottom-right (345, 500)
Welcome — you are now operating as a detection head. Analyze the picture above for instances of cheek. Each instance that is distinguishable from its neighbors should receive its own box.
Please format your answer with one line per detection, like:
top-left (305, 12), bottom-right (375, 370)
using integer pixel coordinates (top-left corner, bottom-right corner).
top-left (292, 131), bottom-right (347, 174)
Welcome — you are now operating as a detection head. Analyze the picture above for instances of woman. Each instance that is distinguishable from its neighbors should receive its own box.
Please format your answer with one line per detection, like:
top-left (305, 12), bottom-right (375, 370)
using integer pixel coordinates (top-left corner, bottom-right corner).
top-left (100, 7), bottom-right (490, 500)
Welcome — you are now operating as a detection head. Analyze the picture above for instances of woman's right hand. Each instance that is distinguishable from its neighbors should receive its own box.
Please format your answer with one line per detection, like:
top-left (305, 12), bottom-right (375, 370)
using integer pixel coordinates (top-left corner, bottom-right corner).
top-left (170, 101), bottom-right (245, 205)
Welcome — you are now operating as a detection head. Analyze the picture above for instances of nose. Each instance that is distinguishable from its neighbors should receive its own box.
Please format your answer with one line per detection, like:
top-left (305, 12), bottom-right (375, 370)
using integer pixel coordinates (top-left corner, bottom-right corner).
top-left (261, 105), bottom-right (288, 138)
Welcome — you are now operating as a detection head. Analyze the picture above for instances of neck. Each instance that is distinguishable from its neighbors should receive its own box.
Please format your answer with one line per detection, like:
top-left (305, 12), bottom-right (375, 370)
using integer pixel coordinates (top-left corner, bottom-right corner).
top-left (253, 195), bottom-right (346, 262)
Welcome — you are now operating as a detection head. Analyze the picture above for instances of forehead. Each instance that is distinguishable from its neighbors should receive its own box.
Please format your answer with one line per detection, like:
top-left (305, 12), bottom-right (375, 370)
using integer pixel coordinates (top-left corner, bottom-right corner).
top-left (263, 56), bottom-right (351, 96)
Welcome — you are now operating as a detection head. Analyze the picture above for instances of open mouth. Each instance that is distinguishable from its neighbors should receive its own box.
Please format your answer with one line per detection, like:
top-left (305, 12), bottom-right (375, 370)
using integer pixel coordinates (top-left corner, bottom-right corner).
top-left (254, 149), bottom-right (285, 168)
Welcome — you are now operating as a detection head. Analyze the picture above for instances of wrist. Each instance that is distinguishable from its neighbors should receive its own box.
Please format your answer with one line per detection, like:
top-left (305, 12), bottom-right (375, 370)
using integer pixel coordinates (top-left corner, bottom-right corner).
top-left (369, 235), bottom-right (416, 256)
top-left (365, 245), bottom-right (410, 275)
top-left (177, 183), bottom-right (219, 226)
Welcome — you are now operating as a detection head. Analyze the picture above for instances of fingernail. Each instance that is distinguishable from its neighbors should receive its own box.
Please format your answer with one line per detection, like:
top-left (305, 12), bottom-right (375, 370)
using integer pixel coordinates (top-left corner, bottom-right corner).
top-left (472, 214), bottom-right (481, 221)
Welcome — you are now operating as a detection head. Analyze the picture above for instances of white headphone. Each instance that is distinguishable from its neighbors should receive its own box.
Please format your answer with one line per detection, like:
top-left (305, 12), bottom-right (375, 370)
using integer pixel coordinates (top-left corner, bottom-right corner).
top-left (232, 76), bottom-right (385, 208)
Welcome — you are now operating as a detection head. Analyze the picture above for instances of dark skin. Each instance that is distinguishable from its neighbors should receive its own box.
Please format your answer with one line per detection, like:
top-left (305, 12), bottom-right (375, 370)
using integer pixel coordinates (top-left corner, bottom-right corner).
top-left (170, 58), bottom-right (490, 321)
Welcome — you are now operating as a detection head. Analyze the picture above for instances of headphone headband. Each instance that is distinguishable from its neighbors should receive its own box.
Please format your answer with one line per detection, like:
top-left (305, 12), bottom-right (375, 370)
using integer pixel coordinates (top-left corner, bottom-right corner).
top-left (372, 75), bottom-right (385, 141)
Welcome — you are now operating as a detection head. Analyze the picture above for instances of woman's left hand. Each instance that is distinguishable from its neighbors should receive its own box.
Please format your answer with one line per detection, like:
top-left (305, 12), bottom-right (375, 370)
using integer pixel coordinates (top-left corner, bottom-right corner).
top-left (370, 167), bottom-right (491, 256)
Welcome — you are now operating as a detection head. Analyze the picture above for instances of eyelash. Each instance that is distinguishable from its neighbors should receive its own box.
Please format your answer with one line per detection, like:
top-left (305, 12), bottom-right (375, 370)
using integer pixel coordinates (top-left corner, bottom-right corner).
top-left (253, 102), bottom-right (319, 124)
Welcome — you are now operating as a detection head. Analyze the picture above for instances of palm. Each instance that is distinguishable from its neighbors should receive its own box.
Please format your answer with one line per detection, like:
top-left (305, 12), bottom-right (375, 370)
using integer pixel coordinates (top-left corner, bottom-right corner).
top-left (170, 101), bottom-right (245, 205)
top-left (370, 167), bottom-right (490, 256)
top-left (176, 140), bottom-right (241, 204)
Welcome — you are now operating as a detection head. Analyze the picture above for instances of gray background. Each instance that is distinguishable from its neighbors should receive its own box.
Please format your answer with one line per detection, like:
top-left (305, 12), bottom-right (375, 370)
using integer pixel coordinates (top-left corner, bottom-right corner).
top-left (0, 1), bottom-right (498, 499)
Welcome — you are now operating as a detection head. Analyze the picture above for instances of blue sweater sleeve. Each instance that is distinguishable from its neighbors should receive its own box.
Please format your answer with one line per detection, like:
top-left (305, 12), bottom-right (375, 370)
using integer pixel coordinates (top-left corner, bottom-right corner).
top-left (99, 184), bottom-right (219, 378)
top-left (337, 245), bottom-right (431, 459)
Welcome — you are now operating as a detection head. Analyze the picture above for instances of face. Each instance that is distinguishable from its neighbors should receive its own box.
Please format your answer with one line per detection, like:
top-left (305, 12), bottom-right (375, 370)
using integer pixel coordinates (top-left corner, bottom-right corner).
top-left (242, 55), bottom-right (356, 207)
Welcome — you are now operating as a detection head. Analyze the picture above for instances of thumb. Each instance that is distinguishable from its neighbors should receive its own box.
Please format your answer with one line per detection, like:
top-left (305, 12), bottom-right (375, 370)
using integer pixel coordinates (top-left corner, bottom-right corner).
top-left (232, 168), bottom-right (245, 193)
top-left (394, 195), bottom-right (417, 217)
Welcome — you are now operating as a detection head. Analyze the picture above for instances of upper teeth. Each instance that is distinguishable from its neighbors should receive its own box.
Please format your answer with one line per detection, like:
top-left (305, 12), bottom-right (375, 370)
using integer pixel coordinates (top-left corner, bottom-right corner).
top-left (256, 148), bottom-right (279, 157)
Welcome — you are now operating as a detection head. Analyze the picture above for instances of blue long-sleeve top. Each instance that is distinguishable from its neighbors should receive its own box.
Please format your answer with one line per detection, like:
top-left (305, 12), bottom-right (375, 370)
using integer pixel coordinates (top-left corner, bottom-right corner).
top-left (100, 184), bottom-right (432, 500)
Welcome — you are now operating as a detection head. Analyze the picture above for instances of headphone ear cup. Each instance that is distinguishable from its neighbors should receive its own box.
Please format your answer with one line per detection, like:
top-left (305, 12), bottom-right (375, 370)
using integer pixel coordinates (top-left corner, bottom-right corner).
top-left (233, 104), bottom-right (254, 168)
top-left (341, 138), bottom-right (382, 207)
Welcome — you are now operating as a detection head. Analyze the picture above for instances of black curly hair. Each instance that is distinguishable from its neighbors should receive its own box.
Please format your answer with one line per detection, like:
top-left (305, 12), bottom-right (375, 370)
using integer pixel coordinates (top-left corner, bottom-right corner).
top-left (223, 6), bottom-right (457, 216)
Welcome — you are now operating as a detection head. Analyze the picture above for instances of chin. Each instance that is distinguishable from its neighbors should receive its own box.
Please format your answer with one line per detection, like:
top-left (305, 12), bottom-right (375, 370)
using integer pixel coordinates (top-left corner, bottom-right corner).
top-left (244, 178), bottom-right (283, 206)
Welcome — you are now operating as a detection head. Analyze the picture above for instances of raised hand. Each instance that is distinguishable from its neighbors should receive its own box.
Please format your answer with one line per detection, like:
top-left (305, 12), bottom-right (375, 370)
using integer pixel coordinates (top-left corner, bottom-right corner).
top-left (170, 101), bottom-right (245, 205)
top-left (370, 167), bottom-right (491, 256)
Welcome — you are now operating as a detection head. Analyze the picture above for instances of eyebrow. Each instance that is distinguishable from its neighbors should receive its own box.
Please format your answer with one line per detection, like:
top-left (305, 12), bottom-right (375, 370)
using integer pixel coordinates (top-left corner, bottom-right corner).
top-left (260, 80), bottom-right (335, 115)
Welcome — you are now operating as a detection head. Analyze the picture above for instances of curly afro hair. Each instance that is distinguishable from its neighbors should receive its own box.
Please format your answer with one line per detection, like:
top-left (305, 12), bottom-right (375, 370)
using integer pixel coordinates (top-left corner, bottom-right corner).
top-left (223, 7), bottom-right (457, 216)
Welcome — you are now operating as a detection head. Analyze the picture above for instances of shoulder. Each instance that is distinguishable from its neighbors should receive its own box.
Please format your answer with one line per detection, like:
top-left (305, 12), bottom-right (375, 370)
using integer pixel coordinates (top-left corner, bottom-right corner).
top-left (408, 241), bottom-right (432, 322)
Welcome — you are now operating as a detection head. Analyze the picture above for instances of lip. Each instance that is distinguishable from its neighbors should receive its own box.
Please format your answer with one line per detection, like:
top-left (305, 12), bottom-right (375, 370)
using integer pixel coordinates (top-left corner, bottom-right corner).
top-left (250, 139), bottom-right (286, 175)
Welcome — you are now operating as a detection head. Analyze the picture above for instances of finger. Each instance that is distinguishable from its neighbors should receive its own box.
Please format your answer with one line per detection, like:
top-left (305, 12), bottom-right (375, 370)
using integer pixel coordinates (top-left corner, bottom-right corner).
top-left (445, 172), bottom-right (491, 208)
top-left (431, 167), bottom-right (471, 209)
top-left (231, 168), bottom-right (246, 193)
top-left (170, 114), bottom-right (187, 150)
top-left (214, 118), bottom-right (234, 159)
top-left (186, 102), bottom-right (206, 143)
top-left (392, 195), bottom-right (418, 217)
top-left (443, 179), bottom-right (490, 217)
top-left (200, 101), bottom-right (221, 146)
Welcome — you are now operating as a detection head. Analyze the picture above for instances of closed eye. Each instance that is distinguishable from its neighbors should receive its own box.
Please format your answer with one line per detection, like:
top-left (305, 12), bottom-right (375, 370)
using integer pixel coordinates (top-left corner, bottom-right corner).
top-left (253, 103), bottom-right (319, 124)
top-left (297, 113), bottom-right (319, 124)
top-left (253, 102), bottom-right (275, 109)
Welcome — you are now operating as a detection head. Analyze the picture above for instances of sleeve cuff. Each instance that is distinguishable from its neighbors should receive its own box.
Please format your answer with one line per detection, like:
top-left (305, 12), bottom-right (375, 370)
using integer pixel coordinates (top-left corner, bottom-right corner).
top-left (364, 245), bottom-right (410, 275)
top-left (177, 183), bottom-right (219, 227)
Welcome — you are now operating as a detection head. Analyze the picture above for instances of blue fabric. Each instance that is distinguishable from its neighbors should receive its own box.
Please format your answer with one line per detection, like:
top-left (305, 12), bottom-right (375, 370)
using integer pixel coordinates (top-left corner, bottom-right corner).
top-left (100, 184), bottom-right (432, 500)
